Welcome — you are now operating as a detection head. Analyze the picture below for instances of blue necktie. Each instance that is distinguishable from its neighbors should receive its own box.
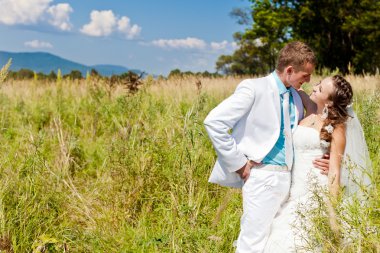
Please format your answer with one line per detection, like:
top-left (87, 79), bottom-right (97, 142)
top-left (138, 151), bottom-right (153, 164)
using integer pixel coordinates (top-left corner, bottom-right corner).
top-left (283, 91), bottom-right (293, 169)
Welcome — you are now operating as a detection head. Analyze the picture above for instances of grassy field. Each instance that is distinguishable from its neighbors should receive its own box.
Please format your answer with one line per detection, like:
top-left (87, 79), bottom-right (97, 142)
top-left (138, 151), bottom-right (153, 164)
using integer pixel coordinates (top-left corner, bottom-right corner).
top-left (0, 74), bottom-right (378, 252)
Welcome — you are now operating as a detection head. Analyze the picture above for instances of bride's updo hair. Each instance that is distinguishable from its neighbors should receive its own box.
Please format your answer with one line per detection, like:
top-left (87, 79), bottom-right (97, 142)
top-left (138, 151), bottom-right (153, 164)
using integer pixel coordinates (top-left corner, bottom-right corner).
top-left (320, 75), bottom-right (353, 150)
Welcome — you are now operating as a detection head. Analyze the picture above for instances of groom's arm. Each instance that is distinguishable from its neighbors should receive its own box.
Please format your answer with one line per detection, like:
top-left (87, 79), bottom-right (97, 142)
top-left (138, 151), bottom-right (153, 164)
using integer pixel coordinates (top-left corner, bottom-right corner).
top-left (313, 154), bottom-right (330, 175)
top-left (204, 80), bottom-right (255, 173)
top-left (236, 159), bottom-right (261, 182)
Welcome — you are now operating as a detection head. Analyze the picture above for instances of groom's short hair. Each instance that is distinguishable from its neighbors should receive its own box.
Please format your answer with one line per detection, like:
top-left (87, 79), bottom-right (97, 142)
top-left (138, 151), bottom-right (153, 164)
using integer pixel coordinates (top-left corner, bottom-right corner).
top-left (276, 41), bottom-right (316, 72)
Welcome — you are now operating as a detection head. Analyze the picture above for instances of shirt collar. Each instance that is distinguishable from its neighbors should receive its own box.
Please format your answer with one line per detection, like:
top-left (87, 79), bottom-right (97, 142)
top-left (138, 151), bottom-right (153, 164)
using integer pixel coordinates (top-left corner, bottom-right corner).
top-left (272, 71), bottom-right (289, 95)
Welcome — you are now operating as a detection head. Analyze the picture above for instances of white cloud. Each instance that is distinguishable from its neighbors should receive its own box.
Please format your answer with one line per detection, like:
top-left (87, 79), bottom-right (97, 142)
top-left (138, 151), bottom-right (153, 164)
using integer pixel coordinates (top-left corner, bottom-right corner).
top-left (24, 40), bottom-right (53, 48)
top-left (210, 40), bottom-right (229, 51)
top-left (47, 3), bottom-right (73, 31)
top-left (81, 10), bottom-right (141, 39)
top-left (0, 0), bottom-right (73, 32)
top-left (117, 16), bottom-right (141, 39)
top-left (210, 40), bottom-right (239, 54)
top-left (0, 0), bottom-right (52, 25)
top-left (149, 38), bottom-right (237, 53)
top-left (80, 10), bottom-right (116, 37)
top-left (152, 37), bottom-right (207, 50)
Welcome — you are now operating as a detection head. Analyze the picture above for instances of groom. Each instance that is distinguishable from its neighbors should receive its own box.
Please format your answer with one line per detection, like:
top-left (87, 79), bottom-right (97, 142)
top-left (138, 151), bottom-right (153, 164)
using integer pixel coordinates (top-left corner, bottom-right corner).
top-left (204, 41), bottom-right (326, 253)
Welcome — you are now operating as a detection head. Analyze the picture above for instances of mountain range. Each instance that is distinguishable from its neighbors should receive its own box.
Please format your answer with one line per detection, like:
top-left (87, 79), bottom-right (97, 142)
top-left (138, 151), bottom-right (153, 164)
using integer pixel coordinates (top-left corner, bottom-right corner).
top-left (0, 51), bottom-right (144, 76)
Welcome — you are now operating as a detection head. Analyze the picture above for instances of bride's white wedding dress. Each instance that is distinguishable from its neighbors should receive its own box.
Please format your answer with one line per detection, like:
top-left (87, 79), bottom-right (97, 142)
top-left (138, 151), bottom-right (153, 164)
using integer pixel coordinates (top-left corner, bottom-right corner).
top-left (264, 125), bottom-right (328, 253)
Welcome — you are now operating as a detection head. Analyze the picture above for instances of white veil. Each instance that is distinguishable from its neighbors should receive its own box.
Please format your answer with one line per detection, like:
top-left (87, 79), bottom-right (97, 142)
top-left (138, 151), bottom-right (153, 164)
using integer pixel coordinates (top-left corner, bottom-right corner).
top-left (341, 106), bottom-right (372, 197)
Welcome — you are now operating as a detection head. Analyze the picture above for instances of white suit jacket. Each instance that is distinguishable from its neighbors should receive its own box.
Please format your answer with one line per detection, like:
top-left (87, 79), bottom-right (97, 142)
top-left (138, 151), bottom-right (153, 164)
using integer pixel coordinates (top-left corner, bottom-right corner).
top-left (204, 74), bottom-right (304, 188)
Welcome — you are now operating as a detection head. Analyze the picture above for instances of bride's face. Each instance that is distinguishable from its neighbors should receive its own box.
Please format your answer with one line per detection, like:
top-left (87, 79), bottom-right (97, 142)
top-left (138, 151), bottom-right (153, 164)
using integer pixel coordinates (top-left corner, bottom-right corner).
top-left (310, 77), bottom-right (335, 107)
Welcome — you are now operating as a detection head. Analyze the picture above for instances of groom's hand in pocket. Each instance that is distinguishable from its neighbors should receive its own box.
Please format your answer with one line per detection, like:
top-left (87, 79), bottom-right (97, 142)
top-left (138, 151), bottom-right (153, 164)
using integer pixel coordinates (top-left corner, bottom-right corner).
top-left (313, 153), bottom-right (330, 175)
top-left (236, 160), bottom-right (261, 182)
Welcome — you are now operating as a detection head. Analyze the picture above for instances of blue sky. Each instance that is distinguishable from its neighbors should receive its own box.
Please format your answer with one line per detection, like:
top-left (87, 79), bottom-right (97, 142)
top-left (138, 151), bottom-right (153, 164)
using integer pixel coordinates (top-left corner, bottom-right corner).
top-left (0, 0), bottom-right (249, 75)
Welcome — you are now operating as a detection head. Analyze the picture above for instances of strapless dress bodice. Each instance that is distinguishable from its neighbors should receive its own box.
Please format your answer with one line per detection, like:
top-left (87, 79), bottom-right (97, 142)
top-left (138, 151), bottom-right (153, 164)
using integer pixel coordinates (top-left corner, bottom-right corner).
top-left (290, 126), bottom-right (328, 199)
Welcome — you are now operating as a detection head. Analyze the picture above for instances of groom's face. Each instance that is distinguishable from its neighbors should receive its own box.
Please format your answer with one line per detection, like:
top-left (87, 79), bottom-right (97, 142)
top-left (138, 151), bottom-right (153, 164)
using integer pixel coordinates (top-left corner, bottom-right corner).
top-left (287, 62), bottom-right (314, 90)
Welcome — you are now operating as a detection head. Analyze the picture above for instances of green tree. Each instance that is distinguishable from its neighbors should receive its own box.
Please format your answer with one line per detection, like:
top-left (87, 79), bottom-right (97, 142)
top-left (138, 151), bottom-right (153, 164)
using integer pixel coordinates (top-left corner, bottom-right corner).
top-left (18, 69), bottom-right (34, 79)
top-left (293, 0), bottom-right (380, 74)
top-left (90, 68), bottom-right (100, 77)
top-left (168, 69), bottom-right (182, 78)
top-left (8, 71), bottom-right (17, 80)
top-left (216, 37), bottom-right (271, 75)
top-left (36, 72), bottom-right (47, 80)
top-left (218, 0), bottom-right (380, 75)
top-left (48, 71), bottom-right (57, 80)
top-left (65, 70), bottom-right (83, 80)
top-left (217, 0), bottom-right (294, 75)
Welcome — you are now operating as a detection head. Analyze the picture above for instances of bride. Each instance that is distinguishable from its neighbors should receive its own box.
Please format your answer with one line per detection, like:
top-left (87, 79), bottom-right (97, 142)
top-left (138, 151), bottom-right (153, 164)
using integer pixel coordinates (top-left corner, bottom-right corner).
top-left (264, 75), bottom-right (371, 252)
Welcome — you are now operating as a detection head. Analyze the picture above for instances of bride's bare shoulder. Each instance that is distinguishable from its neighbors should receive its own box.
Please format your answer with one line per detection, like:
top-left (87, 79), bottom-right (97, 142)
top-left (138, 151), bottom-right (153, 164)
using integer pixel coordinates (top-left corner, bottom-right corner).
top-left (331, 124), bottom-right (347, 146)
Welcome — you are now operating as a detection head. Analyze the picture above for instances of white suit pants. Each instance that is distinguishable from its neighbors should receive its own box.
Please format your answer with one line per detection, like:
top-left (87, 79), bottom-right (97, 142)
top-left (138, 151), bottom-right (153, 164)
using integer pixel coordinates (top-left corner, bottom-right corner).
top-left (236, 167), bottom-right (291, 253)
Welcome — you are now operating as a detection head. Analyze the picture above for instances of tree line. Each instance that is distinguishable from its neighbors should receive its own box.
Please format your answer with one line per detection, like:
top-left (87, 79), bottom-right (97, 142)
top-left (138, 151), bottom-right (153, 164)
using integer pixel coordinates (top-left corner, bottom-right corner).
top-left (217, 0), bottom-right (379, 75)
top-left (8, 69), bottom-right (86, 81)
top-left (6, 68), bottom-right (223, 81)
top-left (6, 68), bottom-right (143, 82)
top-left (167, 69), bottom-right (222, 79)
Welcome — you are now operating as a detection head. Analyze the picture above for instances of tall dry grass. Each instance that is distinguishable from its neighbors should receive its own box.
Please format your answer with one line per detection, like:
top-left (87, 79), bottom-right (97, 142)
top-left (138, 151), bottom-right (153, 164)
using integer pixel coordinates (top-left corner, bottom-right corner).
top-left (0, 73), bottom-right (377, 252)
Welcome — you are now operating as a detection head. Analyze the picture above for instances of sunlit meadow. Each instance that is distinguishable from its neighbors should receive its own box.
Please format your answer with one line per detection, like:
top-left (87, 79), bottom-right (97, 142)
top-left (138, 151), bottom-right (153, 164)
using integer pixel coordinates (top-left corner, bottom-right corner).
top-left (0, 67), bottom-right (378, 252)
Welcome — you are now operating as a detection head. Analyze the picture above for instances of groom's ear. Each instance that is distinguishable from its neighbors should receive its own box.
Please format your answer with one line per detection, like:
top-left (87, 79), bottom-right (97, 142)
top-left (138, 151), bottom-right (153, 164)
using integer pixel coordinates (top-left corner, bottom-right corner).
top-left (285, 65), bottom-right (294, 75)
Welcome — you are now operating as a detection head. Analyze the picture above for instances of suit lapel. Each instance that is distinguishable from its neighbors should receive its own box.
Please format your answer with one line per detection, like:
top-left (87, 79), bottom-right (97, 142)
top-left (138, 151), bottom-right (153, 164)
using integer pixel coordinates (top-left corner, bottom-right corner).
top-left (290, 87), bottom-right (303, 132)
top-left (268, 74), bottom-right (281, 125)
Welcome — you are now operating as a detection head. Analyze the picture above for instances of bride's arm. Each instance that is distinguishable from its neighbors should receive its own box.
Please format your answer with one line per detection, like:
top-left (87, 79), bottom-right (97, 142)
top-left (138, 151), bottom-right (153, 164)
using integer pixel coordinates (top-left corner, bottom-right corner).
top-left (297, 89), bottom-right (317, 117)
top-left (329, 124), bottom-right (346, 197)
top-left (327, 124), bottom-right (346, 235)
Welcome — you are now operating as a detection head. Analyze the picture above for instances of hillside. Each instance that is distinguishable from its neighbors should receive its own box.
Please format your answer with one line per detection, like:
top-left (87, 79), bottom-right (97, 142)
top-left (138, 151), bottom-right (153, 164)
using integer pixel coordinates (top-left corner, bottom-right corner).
top-left (0, 51), bottom-right (143, 76)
